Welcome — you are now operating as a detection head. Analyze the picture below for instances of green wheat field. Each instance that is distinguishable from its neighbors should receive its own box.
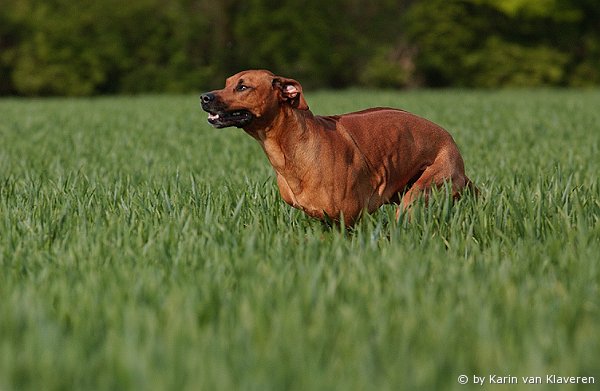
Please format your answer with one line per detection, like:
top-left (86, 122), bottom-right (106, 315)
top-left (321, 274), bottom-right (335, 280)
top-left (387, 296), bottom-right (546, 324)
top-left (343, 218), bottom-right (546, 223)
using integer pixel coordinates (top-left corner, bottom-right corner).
top-left (1, 90), bottom-right (599, 390)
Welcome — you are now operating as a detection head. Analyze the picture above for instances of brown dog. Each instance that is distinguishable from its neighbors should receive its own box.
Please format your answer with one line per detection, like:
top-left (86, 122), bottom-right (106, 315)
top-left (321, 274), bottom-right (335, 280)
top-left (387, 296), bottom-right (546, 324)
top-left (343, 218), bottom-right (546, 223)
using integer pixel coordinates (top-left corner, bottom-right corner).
top-left (201, 70), bottom-right (474, 226)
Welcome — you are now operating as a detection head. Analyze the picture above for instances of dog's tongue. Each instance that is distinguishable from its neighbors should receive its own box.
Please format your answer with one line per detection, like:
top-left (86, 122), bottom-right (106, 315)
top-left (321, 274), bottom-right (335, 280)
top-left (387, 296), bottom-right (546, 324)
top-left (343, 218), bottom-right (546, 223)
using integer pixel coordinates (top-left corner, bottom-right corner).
top-left (208, 113), bottom-right (219, 120)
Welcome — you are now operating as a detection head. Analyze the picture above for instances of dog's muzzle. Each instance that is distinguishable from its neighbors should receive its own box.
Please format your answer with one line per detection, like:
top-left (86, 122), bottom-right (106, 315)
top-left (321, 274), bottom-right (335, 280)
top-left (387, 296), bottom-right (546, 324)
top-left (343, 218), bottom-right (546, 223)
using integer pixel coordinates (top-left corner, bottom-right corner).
top-left (200, 93), bottom-right (253, 129)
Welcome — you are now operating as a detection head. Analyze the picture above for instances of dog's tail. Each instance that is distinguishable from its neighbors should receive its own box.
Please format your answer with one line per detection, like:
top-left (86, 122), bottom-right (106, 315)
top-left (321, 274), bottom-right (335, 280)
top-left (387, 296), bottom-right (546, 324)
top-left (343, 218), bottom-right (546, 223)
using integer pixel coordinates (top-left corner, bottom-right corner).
top-left (464, 177), bottom-right (480, 197)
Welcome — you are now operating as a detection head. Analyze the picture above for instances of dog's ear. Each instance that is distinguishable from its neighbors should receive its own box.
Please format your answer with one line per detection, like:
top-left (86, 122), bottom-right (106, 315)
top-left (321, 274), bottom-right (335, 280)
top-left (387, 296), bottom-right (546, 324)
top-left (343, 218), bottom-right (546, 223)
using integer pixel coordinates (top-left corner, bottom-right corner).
top-left (273, 77), bottom-right (309, 110)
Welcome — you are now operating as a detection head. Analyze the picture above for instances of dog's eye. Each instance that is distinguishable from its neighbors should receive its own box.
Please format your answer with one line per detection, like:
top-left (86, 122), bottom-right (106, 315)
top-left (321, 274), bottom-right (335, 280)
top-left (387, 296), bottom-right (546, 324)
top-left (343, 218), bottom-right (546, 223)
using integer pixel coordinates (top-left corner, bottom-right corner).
top-left (236, 84), bottom-right (249, 92)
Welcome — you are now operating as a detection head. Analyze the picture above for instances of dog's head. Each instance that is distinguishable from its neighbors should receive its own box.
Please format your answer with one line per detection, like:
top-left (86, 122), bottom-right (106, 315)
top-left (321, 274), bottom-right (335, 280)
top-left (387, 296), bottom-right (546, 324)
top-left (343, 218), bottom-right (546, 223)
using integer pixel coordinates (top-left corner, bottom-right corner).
top-left (200, 70), bottom-right (309, 129)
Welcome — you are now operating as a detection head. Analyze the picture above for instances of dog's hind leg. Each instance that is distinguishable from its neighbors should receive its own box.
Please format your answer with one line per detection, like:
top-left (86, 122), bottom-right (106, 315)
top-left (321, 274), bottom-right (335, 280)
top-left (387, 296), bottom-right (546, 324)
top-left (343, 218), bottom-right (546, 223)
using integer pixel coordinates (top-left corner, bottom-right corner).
top-left (397, 149), bottom-right (469, 218)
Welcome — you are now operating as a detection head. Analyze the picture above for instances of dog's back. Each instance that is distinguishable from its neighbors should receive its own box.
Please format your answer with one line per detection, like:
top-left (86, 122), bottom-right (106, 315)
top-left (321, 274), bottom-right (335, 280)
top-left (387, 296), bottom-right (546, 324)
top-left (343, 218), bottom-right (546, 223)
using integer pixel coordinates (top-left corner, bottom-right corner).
top-left (324, 108), bottom-right (469, 205)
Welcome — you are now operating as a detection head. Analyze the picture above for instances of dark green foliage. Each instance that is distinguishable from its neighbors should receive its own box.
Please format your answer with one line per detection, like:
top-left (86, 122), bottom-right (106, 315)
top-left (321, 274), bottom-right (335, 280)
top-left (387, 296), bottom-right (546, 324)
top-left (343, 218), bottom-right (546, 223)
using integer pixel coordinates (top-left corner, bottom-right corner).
top-left (405, 0), bottom-right (600, 87)
top-left (0, 0), bottom-right (599, 95)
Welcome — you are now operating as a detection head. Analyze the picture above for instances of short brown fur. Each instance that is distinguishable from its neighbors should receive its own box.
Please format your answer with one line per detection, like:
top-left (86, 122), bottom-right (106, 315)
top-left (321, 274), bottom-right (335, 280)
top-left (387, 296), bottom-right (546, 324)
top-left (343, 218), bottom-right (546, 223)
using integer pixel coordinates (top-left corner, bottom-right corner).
top-left (201, 70), bottom-right (474, 226)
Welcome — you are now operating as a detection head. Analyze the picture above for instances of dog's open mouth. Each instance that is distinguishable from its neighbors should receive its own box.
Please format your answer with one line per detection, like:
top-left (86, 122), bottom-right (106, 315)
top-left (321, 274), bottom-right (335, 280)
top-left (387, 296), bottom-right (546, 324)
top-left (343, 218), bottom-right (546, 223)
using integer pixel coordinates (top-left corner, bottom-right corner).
top-left (206, 110), bottom-right (253, 129)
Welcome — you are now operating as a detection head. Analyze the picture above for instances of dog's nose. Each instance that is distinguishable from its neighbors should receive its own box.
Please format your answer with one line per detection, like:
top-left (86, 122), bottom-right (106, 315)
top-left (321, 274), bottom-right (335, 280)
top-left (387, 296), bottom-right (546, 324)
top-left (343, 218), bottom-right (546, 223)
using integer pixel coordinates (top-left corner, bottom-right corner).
top-left (200, 93), bottom-right (215, 104)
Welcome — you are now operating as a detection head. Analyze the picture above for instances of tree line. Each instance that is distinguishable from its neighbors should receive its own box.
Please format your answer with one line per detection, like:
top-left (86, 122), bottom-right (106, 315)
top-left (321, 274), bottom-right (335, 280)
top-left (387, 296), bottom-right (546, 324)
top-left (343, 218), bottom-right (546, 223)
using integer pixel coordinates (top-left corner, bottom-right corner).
top-left (1, 0), bottom-right (599, 96)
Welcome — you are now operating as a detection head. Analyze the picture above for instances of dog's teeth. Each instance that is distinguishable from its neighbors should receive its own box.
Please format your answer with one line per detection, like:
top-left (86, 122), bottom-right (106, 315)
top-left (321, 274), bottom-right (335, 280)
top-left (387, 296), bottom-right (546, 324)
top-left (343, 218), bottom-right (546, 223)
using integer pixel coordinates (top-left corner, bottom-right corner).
top-left (208, 113), bottom-right (219, 120)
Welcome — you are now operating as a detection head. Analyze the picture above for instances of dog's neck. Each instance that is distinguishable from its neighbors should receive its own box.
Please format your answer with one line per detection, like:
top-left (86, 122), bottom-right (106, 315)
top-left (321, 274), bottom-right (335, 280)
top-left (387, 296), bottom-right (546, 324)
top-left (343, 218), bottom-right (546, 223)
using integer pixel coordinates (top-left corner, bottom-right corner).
top-left (251, 108), bottom-right (318, 177)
